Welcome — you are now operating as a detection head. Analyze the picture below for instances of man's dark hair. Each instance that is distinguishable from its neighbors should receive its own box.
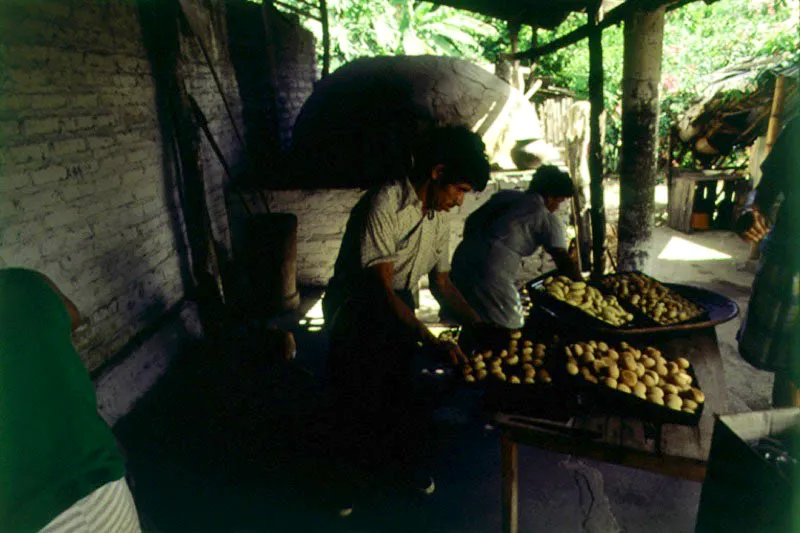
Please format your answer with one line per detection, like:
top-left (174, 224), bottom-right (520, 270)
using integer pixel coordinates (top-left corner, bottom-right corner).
top-left (412, 125), bottom-right (491, 192)
top-left (527, 165), bottom-right (575, 197)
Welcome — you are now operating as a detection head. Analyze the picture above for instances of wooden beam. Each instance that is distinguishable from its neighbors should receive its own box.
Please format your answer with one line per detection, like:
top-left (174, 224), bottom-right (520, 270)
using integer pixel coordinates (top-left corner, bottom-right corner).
top-left (320, 0), bottom-right (331, 76)
top-left (588, 2), bottom-right (606, 277)
top-left (507, 0), bottom-right (717, 61)
top-left (272, 0), bottom-right (321, 21)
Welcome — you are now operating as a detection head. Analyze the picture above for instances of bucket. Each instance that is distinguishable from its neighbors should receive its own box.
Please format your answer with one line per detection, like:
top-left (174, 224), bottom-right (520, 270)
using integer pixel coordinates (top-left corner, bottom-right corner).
top-left (244, 213), bottom-right (300, 315)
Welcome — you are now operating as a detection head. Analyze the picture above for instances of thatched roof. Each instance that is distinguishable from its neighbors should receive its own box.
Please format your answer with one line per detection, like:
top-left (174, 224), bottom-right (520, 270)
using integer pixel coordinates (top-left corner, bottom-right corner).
top-left (676, 55), bottom-right (799, 161)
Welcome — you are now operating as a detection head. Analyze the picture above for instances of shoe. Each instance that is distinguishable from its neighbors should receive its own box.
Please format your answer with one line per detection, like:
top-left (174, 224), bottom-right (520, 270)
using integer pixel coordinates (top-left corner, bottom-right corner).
top-left (418, 475), bottom-right (436, 496)
top-left (411, 470), bottom-right (436, 496)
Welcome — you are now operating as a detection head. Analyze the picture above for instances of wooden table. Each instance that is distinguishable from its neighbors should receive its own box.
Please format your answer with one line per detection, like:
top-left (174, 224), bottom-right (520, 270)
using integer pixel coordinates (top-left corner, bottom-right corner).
top-left (493, 326), bottom-right (730, 533)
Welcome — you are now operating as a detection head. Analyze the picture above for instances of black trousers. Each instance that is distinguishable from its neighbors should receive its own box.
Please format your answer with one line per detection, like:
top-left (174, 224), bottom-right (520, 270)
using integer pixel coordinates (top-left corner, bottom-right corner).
top-left (323, 293), bottom-right (432, 483)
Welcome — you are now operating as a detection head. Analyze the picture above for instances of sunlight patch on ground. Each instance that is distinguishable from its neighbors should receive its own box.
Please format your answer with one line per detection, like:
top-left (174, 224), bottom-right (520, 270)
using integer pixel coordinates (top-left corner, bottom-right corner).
top-left (657, 236), bottom-right (732, 261)
top-left (304, 296), bottom-right (324, 319)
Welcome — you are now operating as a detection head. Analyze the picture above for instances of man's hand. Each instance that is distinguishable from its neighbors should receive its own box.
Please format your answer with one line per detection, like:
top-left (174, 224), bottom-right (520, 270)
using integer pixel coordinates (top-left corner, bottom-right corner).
top-left (742, 210), bottom-right (769, 244)
top-left (430, 337), bottom-right (468, 366)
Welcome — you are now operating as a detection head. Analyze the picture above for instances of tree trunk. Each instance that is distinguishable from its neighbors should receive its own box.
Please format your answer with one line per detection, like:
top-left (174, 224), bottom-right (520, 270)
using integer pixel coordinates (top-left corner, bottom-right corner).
top-left (617, 6), bottom-right (665, 271)
top-left (588, 2), bottom-right (606, 277)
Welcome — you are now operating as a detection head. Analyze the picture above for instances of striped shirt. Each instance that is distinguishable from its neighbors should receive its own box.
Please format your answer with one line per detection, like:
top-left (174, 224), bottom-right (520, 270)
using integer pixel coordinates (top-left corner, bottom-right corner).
top-left (324, 178), bottom-right (450, 319)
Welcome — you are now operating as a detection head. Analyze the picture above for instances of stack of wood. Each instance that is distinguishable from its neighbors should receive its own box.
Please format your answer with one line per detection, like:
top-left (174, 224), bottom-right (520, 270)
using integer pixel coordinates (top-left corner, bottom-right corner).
top-left (676, 57), bottom-right (798, 166)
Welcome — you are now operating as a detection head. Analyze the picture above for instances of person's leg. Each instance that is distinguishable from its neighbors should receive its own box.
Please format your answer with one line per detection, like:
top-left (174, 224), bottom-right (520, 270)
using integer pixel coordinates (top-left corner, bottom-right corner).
top-left (772, 372), bottom-right (800, 408)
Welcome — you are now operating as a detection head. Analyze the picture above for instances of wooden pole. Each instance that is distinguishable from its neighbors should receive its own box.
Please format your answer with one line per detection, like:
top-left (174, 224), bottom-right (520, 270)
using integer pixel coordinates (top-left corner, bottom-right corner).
top-left (749, 74), bottom-right (786, 259)
top-left (320, 0), bottom-right (331, 77)
top-left (617, 6), bottom-right (665, 271)
top-left (765, 75), bottom-right (786, 154)
top-left (501, 433), bottom-right (519, 533)
top-left (588, 1), bottom-right (606, 277)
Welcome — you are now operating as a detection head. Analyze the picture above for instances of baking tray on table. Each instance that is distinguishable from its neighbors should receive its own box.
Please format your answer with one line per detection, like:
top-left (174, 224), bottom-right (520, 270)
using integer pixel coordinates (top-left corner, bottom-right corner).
top-left (596, 271), bottom-right (710, 326)
top-left (526, 274), bottom-right (648, 332)
top-left (552, 341), bottom-right (705, 427)
top-left (527, 271), bottom-right (738, 336)
top-left (454, 324), bottom-right (577, 420)
top-left (450, 325), bottom-right (705, 426)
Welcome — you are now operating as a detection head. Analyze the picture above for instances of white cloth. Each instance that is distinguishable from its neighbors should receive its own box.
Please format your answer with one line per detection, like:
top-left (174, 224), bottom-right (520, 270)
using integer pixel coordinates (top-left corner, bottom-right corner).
top-left (39, 477), bottom-right (141, 533)
top-left (324, 177), bottom-right (450, 319)
top-left (451, 190), bottom-right (567, 329)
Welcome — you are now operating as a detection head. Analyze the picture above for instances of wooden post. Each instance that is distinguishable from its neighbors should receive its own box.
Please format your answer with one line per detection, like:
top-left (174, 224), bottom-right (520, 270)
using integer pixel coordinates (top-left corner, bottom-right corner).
top-left (765, 75), bottom-right (787, 154)
top-left (617, 6), bottom-right (665, 271)
top-left (320, 0), bottom-right (330, 77)
top-left (508, 21), bottom-right (522, 91)
top-left (588, 1), bottom-right (606, 277)
top-left (749, 74), bottom-right (786, 259)
top-left (501, 433), bottom-right (519, 533)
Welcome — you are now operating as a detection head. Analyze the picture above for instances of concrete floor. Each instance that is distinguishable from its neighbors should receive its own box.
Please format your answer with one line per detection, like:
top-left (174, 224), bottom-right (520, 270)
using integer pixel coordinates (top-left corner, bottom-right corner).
top-left (117, 225), bottom-right (771, 533)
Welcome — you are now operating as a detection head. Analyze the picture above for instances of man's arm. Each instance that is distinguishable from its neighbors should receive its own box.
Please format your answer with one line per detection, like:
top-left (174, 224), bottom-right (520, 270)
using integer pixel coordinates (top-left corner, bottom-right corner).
top-left (428, 271), bottom-right (482, 327)
top-left (368, 263), bottom-right (466, 364)
top-left (547, 247), bottom-right (583, 281)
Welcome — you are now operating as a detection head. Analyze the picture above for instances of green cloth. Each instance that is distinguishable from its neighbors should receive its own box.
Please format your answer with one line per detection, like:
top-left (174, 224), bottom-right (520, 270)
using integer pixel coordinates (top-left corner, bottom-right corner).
top-left (0, 268), bottom-right (125, 532)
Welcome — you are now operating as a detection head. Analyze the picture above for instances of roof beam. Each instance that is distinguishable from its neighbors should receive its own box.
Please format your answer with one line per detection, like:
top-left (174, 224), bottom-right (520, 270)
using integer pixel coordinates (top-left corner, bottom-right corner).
top-left (506, 0), bottom-right (716, 61)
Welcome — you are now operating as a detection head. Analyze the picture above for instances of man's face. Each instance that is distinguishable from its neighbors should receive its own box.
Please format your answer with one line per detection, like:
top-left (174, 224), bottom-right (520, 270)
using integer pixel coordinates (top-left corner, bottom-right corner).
top-left (434, 182), bottom-right (473, 212)
top-left (545, 196), bottom-right (570, 213)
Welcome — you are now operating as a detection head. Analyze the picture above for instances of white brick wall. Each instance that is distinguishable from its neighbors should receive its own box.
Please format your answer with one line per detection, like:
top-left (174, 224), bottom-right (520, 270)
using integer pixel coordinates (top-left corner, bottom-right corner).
top-left (0, 0), bottom-right (245, 371)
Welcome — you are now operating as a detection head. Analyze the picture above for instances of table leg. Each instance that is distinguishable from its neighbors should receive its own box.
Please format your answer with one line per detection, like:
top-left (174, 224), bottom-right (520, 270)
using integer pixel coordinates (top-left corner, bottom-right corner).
top-left (501, 432), bottom-right (518, 533)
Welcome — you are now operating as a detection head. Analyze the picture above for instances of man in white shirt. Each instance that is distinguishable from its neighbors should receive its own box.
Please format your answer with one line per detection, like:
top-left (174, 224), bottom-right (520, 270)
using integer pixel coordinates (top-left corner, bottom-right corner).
top-left (450, 165), bottom-right (582, 329)
top-left (321, 125), bottom-right (489, 514)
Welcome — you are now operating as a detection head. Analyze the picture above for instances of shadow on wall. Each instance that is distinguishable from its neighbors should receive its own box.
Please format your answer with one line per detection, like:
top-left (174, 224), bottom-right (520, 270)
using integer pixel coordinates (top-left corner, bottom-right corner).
top-left (136, 0), bottom-right (194, 301)
top-left (74, 246), bottom-right (170, 372)
top-left (225, 0), bottom-right (282, 184)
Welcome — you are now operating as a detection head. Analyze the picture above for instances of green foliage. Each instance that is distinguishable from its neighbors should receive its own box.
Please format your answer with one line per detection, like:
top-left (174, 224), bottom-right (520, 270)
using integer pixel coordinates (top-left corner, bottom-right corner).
top-left (263, 0), bottom-right (796, 171)
top-left (529, 0), bottom-right (798, 173)
top-left (269, 0), bottom-right (496, 72)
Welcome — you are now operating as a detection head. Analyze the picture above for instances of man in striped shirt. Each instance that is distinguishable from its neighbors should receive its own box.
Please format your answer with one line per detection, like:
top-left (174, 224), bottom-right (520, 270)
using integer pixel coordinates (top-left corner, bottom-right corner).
top-left (322, 125), bottom-right (490, 514)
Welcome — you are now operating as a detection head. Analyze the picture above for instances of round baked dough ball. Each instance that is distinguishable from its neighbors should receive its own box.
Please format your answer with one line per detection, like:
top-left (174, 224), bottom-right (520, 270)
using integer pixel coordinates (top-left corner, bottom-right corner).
top-left (647, 393), bottom-right (665, 406)
top-left (566, 362), bottom-right (579, 375)
top-left (605, 377), bottom-right (618, 389)
top-left (683, 399), bottom-right (698, 410)
top-left (509, 376), bottom-right (521, 384)
top-left (617, 383), bottom-right (631, 394)
top-left (665, 394), bottom-right (683, 410)
top-left (655, 364), bottom-right (669, 377)
top-left (619, 370), bottom-right (637, 387)
top-left (676, 357), bottom-right (690, 369)
top-left (690, 387), bottom-right (705, 403)
top-left (633, 381), bottom-right (647, 397)
top-left (647, 385), bottom-right (664, 398)
top-left (662, 383), bottom-right (679, 395)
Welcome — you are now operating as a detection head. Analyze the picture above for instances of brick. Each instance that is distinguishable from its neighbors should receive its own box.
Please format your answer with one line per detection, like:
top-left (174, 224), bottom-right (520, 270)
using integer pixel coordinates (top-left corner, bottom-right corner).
top-left (44, 209), bottom-right (81, 228)
top-left (30, 94), bottom-right (68, 111)
top-left (86, 135), bottom-right (116, 150)
top-left (51, 138), bottom-right (88, 156)
top-left (19, 187), bottom-right (60, 211)
top-left (0, 171), bottom-right (32, 192)
top-left (8, 143), bottom-right (50, 165)
top-left (61, 116), bottom-right (94, 133)
top-left (71, 94), bottom-right (100, 109)
top-left (24, 117), bottom-right (61, 136)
